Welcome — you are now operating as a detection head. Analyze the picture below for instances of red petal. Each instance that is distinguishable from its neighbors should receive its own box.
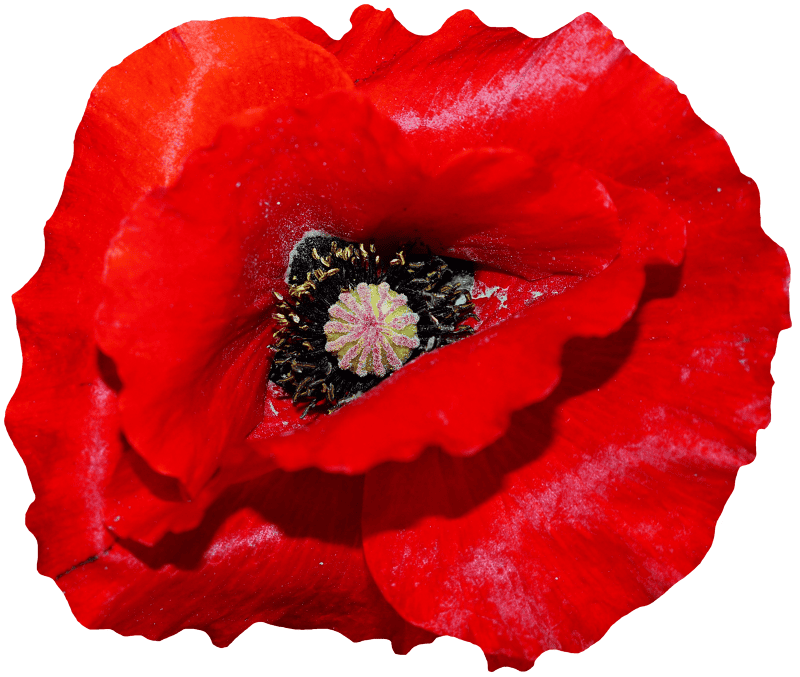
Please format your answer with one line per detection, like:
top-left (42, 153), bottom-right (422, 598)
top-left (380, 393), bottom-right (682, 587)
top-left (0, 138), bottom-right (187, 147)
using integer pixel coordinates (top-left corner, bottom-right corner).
top-left (309, 7), bottom-right (423, 84)
top-left (278, 16), bottom-right (336, 50)
top-left (58, 468), bottom-right (434, 652)
top-left (318, 8), bottom-right (625, 170)
top-left (318, 7), bottom-right (724, 200)
top-left (6, 366), bottom-right (120, 578)
top-left (96, 91), bottom-right (424, 495)
top-left (103, 18), bottom-right (353, 187)
top-left (5, 14), bottom-right (350, 578)
top-left (463, 173), bottom-right (688, 331)
top-left (360, 143), bottom-right (789, 668)
top-left (103, 442), bottom-right (274, 546)
top-left (390, 151), bottom-right (621, 279)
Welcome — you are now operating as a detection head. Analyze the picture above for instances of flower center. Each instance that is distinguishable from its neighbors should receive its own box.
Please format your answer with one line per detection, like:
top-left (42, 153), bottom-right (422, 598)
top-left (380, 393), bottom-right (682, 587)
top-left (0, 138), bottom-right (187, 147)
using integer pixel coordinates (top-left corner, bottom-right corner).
top-left (324, 282), bottom-right (420, 377)
top-left (268, 235), bottom-right (477, 416)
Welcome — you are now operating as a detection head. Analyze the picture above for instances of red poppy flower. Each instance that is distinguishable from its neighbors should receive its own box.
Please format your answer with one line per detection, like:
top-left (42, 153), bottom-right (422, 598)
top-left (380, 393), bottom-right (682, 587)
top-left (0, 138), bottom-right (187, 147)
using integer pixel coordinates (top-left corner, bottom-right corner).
top-left (5, 4), bottom-right (791, 673)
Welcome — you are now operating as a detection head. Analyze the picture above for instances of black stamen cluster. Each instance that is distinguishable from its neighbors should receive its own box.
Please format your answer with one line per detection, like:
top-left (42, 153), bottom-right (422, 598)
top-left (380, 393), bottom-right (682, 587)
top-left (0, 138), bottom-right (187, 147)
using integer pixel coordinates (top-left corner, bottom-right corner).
top-left (268, 235), bottom-right (477, 417)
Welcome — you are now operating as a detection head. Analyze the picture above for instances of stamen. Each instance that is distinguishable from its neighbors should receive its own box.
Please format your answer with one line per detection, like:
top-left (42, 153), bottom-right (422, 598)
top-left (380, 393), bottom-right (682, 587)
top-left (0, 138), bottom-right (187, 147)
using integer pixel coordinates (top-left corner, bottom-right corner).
top-left (268, 235), bottom-right (476, 414)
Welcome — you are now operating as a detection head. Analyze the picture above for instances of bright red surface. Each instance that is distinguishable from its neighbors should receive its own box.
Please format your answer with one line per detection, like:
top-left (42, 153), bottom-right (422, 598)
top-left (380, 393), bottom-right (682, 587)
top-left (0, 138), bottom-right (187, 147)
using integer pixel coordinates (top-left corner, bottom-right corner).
top-left (6, 6), bottom-right (789, 669)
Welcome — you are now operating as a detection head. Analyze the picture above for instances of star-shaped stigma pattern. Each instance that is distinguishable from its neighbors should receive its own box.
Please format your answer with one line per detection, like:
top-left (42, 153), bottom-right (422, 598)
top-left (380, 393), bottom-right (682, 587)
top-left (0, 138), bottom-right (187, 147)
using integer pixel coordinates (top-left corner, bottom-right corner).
top-left (324, 282), bottom-right (420, 377)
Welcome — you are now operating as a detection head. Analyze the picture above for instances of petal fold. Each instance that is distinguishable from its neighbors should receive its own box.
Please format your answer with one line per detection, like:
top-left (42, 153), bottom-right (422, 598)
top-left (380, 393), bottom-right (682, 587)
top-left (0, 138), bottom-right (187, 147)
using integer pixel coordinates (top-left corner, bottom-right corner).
top-left (96, 91), bottom-right (424, 494)
top-left (59, 469), bottom-right (434, 652)
top-left (8, 16), bottom-right (351, 574)
top-left (390, 150), bottom-right (621, 280)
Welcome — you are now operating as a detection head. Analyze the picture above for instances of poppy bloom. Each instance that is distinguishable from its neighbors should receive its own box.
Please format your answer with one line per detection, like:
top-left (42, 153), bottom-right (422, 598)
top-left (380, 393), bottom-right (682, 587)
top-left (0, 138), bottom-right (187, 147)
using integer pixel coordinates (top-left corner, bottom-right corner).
top-left (4, 3), bottom-right (791, 674)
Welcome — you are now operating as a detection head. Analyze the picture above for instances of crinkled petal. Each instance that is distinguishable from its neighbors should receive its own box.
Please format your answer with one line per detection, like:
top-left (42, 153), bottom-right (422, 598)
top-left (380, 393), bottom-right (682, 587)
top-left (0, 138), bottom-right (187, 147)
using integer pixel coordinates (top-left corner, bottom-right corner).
top-left (315, 6), bottom-right (726, 198)
top-left (96, 91), bottom-right (423, 495)
top-left (6, 16), bottom-right (351, 575)
top-left (6, 366), bottom-right (120, 578)
top-left (360, 131), bottom-right (789, 668)
top-left (295, 6), bottom-right (421, 84)
top-left (312, 8), bottom-right (628, 170)
top-left (58, 469), bottom-right (435, 652)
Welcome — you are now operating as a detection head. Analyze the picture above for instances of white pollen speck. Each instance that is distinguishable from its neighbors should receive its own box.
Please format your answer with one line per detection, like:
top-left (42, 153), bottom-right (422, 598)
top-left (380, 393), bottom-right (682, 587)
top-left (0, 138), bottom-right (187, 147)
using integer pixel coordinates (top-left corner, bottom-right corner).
top-left (235, 182), bottom-right (241, 188)
top-left (717, 187), bottom-right (722, 192)
top-left (473, 284), bottom-right (499, 299)
top-left (276, 201), bottom-right (281, 205)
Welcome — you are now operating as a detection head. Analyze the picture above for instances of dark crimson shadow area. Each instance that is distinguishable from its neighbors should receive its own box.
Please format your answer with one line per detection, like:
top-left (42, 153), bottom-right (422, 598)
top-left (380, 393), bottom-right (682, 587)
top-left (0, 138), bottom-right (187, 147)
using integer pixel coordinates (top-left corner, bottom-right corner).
top-left (97, 348), bottom-right (123, 392)
top-left (118, 467), bottom-right (366, 570)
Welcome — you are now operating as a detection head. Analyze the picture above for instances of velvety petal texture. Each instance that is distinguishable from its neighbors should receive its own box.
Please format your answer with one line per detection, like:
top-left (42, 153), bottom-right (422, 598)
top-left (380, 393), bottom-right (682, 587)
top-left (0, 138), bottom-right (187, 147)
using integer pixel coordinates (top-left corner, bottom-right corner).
top-left (6, 15), bottom-right (432, 651)
top-left (7, 6), bottom-right (789, 671)
top-left (7, 16), bottom-right (353, 576)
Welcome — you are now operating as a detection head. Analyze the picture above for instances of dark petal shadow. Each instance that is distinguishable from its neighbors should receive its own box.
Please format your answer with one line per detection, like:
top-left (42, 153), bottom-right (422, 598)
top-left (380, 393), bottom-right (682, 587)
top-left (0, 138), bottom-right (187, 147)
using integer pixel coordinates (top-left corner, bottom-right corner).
top-left (97, 348), bottom-right (123, 392)
top-left (117, 468), bottom-right (365, 570)
top-left (119, 438), bottom-right (186, 502)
